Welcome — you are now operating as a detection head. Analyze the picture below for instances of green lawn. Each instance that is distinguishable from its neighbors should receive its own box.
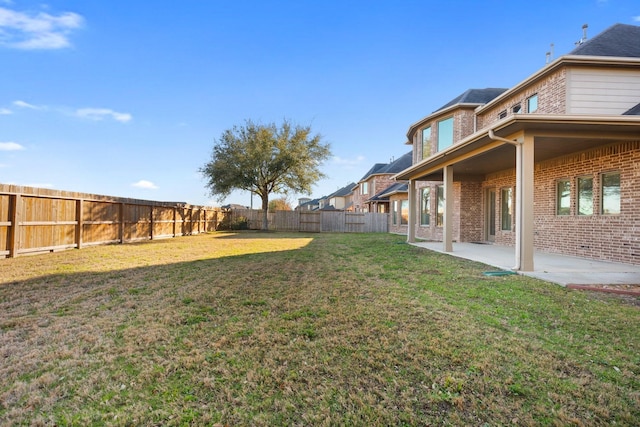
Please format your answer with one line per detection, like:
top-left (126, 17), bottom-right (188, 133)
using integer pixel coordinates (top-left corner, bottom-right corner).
top-left (0, 232), bottom-right (638, 426)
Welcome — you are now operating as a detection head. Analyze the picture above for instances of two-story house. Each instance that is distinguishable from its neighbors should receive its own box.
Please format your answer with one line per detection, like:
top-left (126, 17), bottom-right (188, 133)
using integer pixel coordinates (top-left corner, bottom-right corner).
top-left (326, 182), bottom-right (356, 211)
top-left (396, 23), bottom-right (640, 270)
top-left (352, 151), bottom-right (413, 213)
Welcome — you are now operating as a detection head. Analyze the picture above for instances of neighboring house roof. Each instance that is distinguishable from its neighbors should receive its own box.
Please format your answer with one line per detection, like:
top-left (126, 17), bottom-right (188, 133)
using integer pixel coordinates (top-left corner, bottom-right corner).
top-left (377, 151), bottom-right (413, 174)
top-left (369, 182), bottom-right (409, 202)
top-left (434, 88), bottom-right (509, 113)
top-left (623, 102), bottom-right (640, 115)
top-left (299, 198), bottom-right (321, 207)
top-left (358, 151), bottom-right (414, 183)
top-left (329, 182), bottom-right (356, 198)
top-left (358, 163), bottom-right (388, 182)
top-left (221, 203), bottom-right (250, 210)
top-left (570, 23), bottom-right (640, 58)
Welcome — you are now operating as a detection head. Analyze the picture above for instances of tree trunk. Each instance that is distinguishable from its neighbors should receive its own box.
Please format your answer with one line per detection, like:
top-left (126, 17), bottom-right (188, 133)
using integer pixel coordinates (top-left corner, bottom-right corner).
top-left (261, 195), bottom-right (269, 231)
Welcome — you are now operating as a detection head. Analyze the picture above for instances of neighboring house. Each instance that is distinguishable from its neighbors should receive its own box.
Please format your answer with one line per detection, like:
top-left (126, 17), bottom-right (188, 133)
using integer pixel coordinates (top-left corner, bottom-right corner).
top-left (327, 182), bottom-right (356, 211)
top-left (375, 182), bottom-right (409, 234)
top-left (352, 151), bottom-right (413, 213)
top-left (396, 23), bottom-right (640, 270)
top-left (296, 197), bottom-right (321, 211)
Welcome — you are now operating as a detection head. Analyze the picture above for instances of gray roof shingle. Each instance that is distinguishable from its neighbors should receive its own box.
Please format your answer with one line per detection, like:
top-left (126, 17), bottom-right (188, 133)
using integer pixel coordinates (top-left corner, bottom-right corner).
top-left (570, 23), bottom-right (640, 58)
top-left (623, 102), bottom-right (640, 115)
top-left (434, 88), bottom-right (508, 113)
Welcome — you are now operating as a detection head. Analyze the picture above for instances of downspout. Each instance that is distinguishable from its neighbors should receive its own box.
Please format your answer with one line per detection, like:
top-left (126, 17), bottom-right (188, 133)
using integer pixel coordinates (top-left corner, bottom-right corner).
top-left (488, 129), bottom-right (523, 271)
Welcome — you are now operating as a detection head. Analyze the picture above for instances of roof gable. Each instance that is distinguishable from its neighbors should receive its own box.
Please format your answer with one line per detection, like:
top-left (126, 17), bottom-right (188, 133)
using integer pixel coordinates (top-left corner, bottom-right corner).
top-left (570, 23), bottom-right (640, 58)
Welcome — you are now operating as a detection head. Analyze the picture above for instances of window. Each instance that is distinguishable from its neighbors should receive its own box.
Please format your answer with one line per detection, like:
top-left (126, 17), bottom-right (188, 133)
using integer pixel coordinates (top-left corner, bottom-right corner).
top-left (527, 94), bottom-right (538, 113)
top-left (421, 126), bottom-right (431, 160)
top-left (512, 104), bottom-right (521, 114)
top-left (557, 179), bottom-right (570, 215)
top-left (501, 188), bottom-right (512, 230)
top-left (437, 117), bottom-right (454, 152)
top-left (436, 186), bottom-right (444, 226)
top-left (420, 188), bottom-right (430, 225)
top-left (400, 200), bottom-right (409, 225)
top-left (601, 172), bottom-right (620, 214)
top-left (577, 176), bottom-right (593, 215)
top-left (361, 182), bottom-right (368, 195)
top-left (392, 200), bottom-right (398, 225)
top-left (498, 110), bottom-right (507, 119)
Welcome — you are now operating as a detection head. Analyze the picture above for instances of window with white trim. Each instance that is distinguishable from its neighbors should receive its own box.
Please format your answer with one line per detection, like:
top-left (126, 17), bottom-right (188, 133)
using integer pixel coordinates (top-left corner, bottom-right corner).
top-left (501, 188), bottom-right (512, 230)
top-left (436, 186), bottom-right (444, 226)
top-left (420, 188), bottom-right (430, 225)
top-left (577, 176), bottom-right (593, 216)
top-left (601, 172), bottom-right (620, 214)
top-left (421, 126), bottom-right (431, 160)
top-left (527, 94), bottom-right (538, 113)
top-left (437, 117), bottom-right (454, 152)
top-left (557, 179), bottom-right (570, 215)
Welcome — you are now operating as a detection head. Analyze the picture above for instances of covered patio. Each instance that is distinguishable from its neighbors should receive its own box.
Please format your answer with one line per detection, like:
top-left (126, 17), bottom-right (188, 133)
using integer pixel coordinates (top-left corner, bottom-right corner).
top-left (397, 115), bottom-right (640, 272)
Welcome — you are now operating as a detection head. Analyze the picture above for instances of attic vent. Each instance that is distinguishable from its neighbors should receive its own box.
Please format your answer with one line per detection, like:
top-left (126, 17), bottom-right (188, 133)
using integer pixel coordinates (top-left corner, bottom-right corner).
top-left (575, 23), bottom-right (588, 46)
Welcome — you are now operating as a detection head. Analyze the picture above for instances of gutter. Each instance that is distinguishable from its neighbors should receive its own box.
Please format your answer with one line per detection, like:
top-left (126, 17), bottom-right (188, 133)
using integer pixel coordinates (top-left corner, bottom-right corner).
top-left (488, 129), bottom-right (523, 271)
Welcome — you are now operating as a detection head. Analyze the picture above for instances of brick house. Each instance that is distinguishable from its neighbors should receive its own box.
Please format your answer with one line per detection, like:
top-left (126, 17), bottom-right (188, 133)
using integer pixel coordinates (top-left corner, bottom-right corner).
top-left (396, 23), bottom-right (640, 270)
top-left (352, 152), bottom-right (412, 213)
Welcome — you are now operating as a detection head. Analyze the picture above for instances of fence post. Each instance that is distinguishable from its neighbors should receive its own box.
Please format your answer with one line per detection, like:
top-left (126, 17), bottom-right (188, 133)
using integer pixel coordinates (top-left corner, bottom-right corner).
top-left (119, 203), bottom-right (125, 244)
top-left (150, 206), bottom-right (154, 240)
top-left (172, 207), bottom-right (177, 237)
top-left (75, 199), bottom-right (83, 250)
top-left (8, 194), bottom-right (21, 257)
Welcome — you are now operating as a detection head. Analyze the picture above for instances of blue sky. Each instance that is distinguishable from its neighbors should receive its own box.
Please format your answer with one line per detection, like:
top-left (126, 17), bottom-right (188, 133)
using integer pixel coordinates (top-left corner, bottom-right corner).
top-left (1, 0), bottom-right (639, 208)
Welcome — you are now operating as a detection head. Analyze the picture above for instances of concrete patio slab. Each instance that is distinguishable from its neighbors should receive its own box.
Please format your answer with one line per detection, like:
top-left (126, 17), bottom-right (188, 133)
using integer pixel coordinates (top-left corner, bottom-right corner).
top-left (410, 241), bottom-right (640, 287)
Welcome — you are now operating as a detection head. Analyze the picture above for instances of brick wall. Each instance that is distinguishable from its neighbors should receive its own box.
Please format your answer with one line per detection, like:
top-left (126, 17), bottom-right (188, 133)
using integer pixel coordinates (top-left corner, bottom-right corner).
top-left (477, 68), bottom-right (567, 130)
top-left (475, 140), bottom-right (640, 264)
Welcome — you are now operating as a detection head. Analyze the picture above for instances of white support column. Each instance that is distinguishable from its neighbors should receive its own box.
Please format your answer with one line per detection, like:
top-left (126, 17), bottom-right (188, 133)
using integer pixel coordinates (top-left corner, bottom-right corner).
top-left (443, 165), bottom-right (453, 252)
top-left (407, 179), bottom-right (416, 243)
top-left (520, 134), bottom-right (535, 271)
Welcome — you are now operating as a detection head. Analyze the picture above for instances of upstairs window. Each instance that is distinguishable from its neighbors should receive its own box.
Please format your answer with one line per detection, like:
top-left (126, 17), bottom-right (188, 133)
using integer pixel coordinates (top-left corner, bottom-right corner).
top-left (556, 179), bottom-right (571, 215)
top-left (527, 94), bottom-right (538, 113)
top-left (437, 117), bottom-right (454, 152)
top-left (601, 172), bottom-right (620, 214)
top-left (421, 126), bottom-right (431, 160)
top-left (512, 104), bottom-right (522, 114)
top-left (361, 182), bottom-right (368, 195)
top-left (420, 188), bottom-right (430, 225)
top-left (498, 110), bottom-right (507, 119)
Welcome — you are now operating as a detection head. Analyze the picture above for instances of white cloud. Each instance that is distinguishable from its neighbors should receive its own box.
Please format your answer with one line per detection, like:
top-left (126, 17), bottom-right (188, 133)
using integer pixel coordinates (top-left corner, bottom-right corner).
top-left (76, 108), bottom-right (132, 123)
top-left (634, 16), bottom-right (640, 22)
top-left (0, 6), bottom-right (84, 50)
top-left (332, 155), bottom-right (366, 166)
top-left (132, 180), bottom-right (159, 190)
top-left (13, 99), bottom-right (43, 109)
top-left (0, 141), bottom-right (25, 151)
top-left (0, 107), bottom-right (11, 114)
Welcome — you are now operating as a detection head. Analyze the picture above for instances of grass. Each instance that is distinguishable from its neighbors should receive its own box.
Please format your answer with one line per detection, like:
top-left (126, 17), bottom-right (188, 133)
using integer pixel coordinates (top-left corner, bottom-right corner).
top-left (0, 232), bottom-right (638, 426)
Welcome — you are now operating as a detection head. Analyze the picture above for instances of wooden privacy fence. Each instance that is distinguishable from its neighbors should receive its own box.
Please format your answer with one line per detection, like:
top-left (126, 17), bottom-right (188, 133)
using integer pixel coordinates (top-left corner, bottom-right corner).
top-left (229, 209), bottom-right (389, 233)
top-left (0, 185), bottom-right (225, 258)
